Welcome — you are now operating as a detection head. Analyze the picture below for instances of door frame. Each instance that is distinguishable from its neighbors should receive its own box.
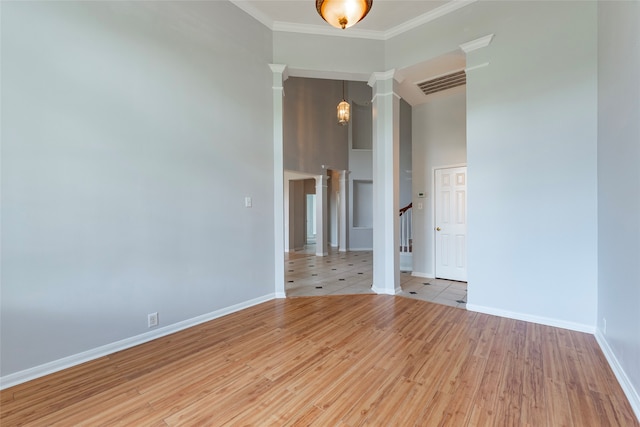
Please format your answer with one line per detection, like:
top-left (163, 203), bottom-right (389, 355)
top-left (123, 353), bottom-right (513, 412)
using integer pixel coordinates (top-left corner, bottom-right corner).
top-left (431, 163), bottom-right (467, 280)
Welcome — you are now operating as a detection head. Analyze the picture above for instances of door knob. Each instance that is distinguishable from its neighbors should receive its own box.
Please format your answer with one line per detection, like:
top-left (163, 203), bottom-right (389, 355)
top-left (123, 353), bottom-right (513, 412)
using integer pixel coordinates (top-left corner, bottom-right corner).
top-left (436, 227), bottom-right (441, 231)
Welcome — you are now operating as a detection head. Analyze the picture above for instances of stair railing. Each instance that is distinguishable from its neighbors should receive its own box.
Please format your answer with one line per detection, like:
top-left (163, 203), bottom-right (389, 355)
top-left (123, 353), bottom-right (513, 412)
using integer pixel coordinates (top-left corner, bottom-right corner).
top-left (399, 202), bottom-right (412, 253)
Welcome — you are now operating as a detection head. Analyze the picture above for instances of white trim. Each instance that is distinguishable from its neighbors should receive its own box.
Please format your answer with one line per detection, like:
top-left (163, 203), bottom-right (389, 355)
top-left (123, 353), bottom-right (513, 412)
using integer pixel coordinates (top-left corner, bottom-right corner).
top-left (287, 68), bottom-right (370, 83)
top-left (595, 331), bottom-right (640, 421)
top-left (411, 271), bottom-right (435, 279)
top-left (466, 304), bottom-right (596, 334)
top-left (348, 246), bottom-right (373, 251)
top-left (385, 0), bottom-right (477, 39)
top-left (371, 285), bottom-right (402, 295)
top-left (367, 69), bottom-right (397, 88)
top-left (459, 34), bottom-right (495, 53)
top-left (465, 62), bottom-right (490, 73)
top-left (0, 294), bottom-right (275, 390)
top-left (239, 0), bottom-right (476, 41)
top-left (273, 21), bottom-right (385, 40)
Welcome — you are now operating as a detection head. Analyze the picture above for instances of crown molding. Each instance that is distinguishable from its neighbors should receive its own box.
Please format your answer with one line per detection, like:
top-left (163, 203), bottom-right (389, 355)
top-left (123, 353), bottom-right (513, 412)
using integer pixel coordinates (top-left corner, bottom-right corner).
top-left (384, 0), bottom-right (478, 39)
top-left (272, 21), bottom-right (386, 40)
top-left (460, 34), bottom-right (495, 53)
top-left (465, 62), bottom-right (490, 73)
top-left (233, 0), bottom-right (477, 41)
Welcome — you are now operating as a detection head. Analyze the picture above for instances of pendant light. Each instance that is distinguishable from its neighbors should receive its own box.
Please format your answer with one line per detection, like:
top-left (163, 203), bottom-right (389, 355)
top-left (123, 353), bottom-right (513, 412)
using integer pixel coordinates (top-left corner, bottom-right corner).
top-left (337, 81), bottom-right (350, 126)
top-left (316, 0), bottom-right (373, 30)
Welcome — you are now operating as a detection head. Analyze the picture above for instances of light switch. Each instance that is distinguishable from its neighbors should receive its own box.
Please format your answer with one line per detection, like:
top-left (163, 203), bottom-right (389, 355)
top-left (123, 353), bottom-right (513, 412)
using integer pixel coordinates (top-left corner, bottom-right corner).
top-left (244, 197), bottom-right (252, 208)
top-left (417, 202), bottom-right (423, 210)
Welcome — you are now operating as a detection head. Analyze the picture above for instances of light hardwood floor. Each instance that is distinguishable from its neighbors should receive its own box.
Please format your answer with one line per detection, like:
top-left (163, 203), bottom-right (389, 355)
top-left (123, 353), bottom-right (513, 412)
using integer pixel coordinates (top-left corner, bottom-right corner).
top-left (1, 295), bottom-right (637, 426)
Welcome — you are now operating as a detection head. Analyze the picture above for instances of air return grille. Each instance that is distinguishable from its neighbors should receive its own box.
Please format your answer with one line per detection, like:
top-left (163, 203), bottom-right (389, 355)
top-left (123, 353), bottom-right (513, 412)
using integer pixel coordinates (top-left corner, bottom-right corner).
top-left (417, 70), bottom-right (466, 96)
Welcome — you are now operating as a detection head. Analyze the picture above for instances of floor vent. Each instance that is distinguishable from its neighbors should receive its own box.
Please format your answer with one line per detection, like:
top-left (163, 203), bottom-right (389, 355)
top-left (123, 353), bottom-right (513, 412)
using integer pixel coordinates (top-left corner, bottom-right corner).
top-left (417, 70), bottom-right (466, 96)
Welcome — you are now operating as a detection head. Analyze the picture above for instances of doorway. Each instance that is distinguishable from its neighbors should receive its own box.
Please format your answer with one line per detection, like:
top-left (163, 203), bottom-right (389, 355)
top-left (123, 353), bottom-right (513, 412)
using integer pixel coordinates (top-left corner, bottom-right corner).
top-left (434, 166), bottom-right (468, 281)
top-left (305, 194), bottom-right (317, 245)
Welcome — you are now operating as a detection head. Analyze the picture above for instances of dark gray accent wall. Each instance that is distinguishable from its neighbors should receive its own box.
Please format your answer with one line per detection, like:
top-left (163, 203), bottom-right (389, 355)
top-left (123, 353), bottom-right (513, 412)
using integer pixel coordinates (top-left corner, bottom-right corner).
top-left (283, 77), bottom-right (349, 174)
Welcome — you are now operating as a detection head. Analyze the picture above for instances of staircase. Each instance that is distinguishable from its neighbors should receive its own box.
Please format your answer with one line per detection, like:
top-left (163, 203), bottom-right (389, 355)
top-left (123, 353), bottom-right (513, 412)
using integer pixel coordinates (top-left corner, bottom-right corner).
top-left (399, 202), bottom-right (413, 271)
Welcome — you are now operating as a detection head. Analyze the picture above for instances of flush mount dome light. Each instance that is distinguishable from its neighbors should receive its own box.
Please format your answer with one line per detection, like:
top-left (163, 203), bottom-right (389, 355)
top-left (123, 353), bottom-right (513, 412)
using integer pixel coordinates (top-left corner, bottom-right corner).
top-left (316, 0), bottom-right (373, 30)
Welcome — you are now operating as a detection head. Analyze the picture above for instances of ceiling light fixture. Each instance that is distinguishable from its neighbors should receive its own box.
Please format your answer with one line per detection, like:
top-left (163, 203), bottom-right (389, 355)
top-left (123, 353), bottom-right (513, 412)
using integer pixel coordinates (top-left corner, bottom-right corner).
top-left (316, 0), bottom-right (373, 30)
top-left (337, 81), bottom-right (350, 126)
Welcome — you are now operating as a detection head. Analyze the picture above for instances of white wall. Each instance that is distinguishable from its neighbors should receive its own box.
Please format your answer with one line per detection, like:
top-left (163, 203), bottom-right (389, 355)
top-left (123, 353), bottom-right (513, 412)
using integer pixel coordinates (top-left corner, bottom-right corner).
top-left (464, 1), bottom-right (598, 330)
top-left (597, 0), bottom-right (640, 415)
top-left (1, 1), bottom-right (274, 377)
top-left (328, 170), bottom-right (340, 247)
top-left (348, 81), bottom-right (374, 250)
top-left (412, 89), bottom-right (467, 277)
top-left (273, 32), bottom-right (384, 79)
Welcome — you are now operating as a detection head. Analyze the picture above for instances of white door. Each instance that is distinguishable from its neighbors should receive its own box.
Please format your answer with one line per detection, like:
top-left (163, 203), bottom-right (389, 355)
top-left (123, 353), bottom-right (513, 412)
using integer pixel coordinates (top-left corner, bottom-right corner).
top-left (435, 167), bottom-right (467, 281)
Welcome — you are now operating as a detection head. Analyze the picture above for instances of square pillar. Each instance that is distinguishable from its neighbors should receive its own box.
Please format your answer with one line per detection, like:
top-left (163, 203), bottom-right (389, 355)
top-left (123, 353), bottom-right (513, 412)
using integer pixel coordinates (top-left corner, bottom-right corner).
top-left (269, 64), bottom-right (288, 298)
top-left (315, 174), bottom-right (329, 256)
top-left (368, 70), bottom-right (401, 295)
top-left (339, 170), bottom-right (350, 252)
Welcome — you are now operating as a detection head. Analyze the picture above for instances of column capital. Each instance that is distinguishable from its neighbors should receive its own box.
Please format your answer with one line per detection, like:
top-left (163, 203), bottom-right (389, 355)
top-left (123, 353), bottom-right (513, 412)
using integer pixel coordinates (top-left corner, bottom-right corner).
top-left (269, 64), bottom-right (289, 88)
top-left (315, 174), bottom-right (328, 186)
top-left (368, 69), bottom-right (402, 100)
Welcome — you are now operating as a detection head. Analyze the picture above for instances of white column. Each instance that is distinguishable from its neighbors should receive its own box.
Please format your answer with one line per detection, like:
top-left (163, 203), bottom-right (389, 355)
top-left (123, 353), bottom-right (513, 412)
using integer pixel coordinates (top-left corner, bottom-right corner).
top-left (284, 178), bottom-right (290, 253)
top-left (315, 174), bottom-right (328, 256)
top-left (368, 70), bottom-right (401, 295)
top-left (269, 64), bottom-right (288, 298)
top-left (339, 170), bottom-right (349, 252)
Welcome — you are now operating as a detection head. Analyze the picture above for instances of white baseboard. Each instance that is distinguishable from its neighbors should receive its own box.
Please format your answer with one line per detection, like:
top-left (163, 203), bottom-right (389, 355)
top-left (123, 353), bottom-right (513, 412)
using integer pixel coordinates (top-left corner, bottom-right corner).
top-left (411, 271), bottom-right (435, 279)
top-left (348, 247), bottom-right (373, 251)
top-left (466, 304), bottom-right (595, 334)
top-left (595, 330), bottom-right (640, 421)
top-left (0, 293), bottom-right (275, 390)
top-left (371, 285), bottom-right (402, 295)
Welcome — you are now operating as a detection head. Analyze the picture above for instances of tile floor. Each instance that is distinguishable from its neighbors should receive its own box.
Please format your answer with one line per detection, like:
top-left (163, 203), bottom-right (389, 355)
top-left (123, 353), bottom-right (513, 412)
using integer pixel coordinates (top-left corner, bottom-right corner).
top-left (285, 247), bottom-right (467, 309)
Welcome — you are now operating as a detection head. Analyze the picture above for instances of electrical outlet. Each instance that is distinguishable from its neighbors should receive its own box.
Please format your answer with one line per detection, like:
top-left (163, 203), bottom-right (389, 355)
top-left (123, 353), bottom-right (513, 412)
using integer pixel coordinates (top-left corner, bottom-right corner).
top-left (603, 318), bottom-right (607, 335)
top-left (148, 312), bottom-right (158, 328)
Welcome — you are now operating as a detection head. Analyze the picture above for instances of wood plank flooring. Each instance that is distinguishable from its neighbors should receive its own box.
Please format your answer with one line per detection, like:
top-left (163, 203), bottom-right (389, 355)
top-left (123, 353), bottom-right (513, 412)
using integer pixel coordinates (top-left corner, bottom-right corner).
top-left (1, 295), bottom-right (637, 426)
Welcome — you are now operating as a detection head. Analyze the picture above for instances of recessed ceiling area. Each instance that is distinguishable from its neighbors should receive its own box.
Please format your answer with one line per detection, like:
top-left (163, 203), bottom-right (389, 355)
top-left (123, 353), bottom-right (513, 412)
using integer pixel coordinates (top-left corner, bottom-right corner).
top-left (232, 1), bottom-right (471, 104)
top-left (230, 0), bottom-right (475, 38)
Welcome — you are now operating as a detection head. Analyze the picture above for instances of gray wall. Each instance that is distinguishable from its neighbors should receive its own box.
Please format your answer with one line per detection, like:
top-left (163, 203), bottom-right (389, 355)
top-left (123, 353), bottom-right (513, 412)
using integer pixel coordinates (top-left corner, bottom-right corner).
top-left (1, 1), bottom-right (274, 376)
top-left (412, 89), bottom-right (467, 277)
top-left (399, 99), bottom-right (412, 209)
top-left (274, 32), bottom-right (384, 79)
top-left (597, 0), bottom-right (640, 404)
top-left (465, 1), bottom-right (598, 329)
top-left (288, 180), bottom-right (307, 250)
top-left (283, 77), bottom-right (348, 175)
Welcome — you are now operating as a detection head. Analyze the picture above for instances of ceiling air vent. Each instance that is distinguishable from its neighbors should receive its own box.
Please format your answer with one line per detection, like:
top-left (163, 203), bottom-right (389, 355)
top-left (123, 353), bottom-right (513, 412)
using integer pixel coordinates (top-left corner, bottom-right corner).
top-left (417, 70), bottom-right (466, 96)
